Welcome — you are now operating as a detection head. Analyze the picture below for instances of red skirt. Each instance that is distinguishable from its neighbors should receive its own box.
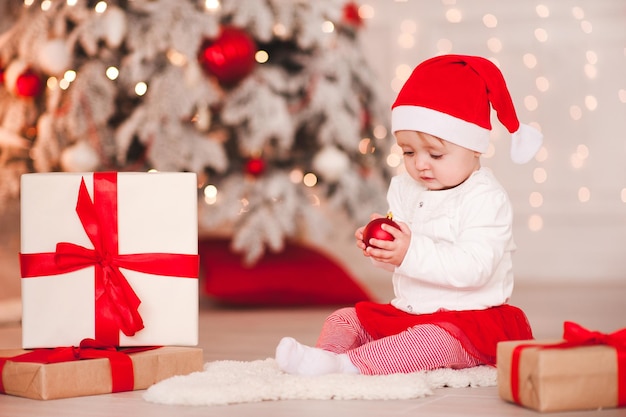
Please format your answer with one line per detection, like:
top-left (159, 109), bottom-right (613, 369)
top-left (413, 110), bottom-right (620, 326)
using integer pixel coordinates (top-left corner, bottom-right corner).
top-left (355, 301), bottom-right (533, 366)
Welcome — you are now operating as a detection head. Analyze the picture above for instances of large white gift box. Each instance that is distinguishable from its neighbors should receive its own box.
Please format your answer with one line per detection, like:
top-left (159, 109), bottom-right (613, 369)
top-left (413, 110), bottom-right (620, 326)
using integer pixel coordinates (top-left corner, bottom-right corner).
top-left (20, 172), bottom-right (199, 348)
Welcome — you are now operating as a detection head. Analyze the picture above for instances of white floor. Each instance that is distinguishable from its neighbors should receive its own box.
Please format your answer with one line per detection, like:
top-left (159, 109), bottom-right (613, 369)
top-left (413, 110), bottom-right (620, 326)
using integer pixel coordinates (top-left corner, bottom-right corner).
top-left (1, 280), bottom-right (625, 416)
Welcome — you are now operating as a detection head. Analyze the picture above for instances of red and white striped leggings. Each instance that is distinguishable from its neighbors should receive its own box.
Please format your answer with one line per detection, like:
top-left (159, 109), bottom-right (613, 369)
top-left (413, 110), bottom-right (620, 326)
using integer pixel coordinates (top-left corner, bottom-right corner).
top-left (315, 307), bottom-right (481, 375)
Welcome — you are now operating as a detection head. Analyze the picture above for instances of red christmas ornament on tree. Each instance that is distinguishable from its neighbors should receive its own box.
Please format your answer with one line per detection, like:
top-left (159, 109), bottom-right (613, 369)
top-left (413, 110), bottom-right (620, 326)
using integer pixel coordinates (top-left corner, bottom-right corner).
top-left (15, 70), bottom-right (43, 97)
top-left (245, 157), bottom-right (266, 177)
top-left (363, 212), bottom-right (400, 248)
top-left (342, 2), bottom-right (363, 28)
top-left (198, 26), bottom-right (257, 86)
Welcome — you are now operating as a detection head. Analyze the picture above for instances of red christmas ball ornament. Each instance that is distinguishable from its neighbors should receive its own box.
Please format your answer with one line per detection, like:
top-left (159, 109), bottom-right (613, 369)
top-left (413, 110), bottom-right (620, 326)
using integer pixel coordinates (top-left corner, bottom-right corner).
top-left (363, 212), bottom-right (400, 249)
top-left (245, 157), bottom-right (266, 177)
top-left (15, 70), bottom-right (43, 98)
top-left (342, 2), bottom-right (363, 28)
top-left (198, 26), bottom-right (257, 86)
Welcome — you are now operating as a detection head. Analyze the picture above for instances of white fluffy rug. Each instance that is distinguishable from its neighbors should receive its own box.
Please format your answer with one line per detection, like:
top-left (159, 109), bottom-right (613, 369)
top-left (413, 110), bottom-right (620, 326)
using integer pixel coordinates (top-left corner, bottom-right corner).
top-left (143, 358), bottom-right (496, 406)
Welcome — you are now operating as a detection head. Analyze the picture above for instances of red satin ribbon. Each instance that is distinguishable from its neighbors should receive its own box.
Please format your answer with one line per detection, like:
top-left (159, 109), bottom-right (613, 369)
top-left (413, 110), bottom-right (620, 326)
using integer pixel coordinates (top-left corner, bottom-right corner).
top-left (510, 321), bottom-right (626, 406)
top-left (19, 172), bottom-right (198, 345)
top-left (0, 339), bottom-right (159, 394)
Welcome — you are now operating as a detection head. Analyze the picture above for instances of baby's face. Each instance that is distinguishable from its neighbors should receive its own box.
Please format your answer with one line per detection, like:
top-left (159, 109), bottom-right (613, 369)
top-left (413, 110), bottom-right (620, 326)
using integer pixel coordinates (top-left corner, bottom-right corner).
top-left (395, 130), bottom-right (481, 190)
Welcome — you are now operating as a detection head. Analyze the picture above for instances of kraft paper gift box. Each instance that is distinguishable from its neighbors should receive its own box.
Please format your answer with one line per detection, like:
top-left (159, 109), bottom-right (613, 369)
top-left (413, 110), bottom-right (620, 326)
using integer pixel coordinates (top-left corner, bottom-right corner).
top-left (20, 172), bottom-right (199, 348)
top-left (0, 344), bottom-right (203, 400)
top-left (497, 321), bottom-right (626, 413)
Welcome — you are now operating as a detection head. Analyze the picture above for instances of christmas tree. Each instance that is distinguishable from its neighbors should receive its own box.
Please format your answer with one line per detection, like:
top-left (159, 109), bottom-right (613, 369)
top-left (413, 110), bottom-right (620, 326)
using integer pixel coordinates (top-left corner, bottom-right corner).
top-left (0, 0), bottom-right (391, 263)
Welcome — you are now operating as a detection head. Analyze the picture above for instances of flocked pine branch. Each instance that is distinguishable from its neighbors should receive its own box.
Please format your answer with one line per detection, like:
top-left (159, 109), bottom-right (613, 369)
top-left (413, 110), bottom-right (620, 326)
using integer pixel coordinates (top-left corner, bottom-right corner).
top-left (0, 0), bottom-right (391, 263)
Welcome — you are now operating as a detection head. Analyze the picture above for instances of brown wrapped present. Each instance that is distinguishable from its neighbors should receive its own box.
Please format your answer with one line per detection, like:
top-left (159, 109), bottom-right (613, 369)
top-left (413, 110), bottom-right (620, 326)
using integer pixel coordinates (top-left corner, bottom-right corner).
top-left (0, 341), bottom-right (203, 400)
top-left (497, 322), bottom-right (626, 412)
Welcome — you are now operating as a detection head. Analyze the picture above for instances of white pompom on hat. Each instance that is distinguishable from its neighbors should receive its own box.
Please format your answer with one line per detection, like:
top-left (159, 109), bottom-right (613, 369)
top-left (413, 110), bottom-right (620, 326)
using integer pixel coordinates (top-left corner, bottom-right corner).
top-left (391, 54), bottom-right (543, 164)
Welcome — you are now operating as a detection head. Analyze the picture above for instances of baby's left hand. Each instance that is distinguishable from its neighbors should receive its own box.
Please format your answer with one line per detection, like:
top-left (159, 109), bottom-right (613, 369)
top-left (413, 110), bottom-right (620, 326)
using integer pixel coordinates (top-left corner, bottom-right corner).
top-left (364, 221), bottom-right (411, 267)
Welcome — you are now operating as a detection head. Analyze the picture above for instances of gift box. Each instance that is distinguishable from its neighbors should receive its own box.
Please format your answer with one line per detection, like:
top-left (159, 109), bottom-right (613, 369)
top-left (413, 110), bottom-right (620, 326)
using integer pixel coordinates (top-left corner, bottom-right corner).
top-left (20, 172), bottom-right (199, 348)
top-left (0, 343), bottom-right (203, 400)
top-left (498, 322), bottom-right (626, 412)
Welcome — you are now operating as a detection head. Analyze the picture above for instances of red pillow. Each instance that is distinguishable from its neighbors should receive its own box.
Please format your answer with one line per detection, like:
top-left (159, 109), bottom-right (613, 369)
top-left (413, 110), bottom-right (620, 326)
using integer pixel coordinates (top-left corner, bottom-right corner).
top-left (199, 238), bottom-right (373, 306)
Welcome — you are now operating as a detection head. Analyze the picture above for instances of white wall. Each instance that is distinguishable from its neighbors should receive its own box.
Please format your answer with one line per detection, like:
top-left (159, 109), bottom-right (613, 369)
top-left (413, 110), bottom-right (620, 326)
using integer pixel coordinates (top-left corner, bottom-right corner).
top-left (359, 0), bottom-right (626, 283)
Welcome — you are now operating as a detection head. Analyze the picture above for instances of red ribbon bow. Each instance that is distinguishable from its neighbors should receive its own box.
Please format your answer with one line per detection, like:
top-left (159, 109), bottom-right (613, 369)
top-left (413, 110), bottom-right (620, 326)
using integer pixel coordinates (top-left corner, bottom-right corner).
top-left (563, 321), bottom-right (626, 350)
top-left (0, 339), bottom-right (159, 395)
top-left (510, 321), bottom-right (626, 406)
top-left (20, 172), bottom-right (198, 345)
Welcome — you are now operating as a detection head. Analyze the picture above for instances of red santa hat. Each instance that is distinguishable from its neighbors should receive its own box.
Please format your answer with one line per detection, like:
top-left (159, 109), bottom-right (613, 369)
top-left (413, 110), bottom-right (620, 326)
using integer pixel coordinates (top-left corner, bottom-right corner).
top-left (391, 54), bottom-right (543, 164)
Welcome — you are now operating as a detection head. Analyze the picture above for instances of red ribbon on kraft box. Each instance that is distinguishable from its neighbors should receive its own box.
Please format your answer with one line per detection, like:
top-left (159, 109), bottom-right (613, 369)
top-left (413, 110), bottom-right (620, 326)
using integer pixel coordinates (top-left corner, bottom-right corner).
top-left (510, 321), bottom-right (626, 407)
top-left (0, 338), bottom-right (159, 394)
top-left (19, 172), bottom-right (198, 346)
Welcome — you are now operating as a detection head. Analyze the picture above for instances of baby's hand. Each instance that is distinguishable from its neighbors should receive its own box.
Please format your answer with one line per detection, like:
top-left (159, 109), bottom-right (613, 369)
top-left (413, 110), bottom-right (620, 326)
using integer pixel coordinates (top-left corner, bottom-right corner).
top-left (365, 221), bottom-right (411, 267)
top-left (355, 213), bottom-right (384, 253)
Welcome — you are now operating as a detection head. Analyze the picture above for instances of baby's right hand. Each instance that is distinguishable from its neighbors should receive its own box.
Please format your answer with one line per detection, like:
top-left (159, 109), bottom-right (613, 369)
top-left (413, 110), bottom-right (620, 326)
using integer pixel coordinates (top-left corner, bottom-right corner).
top-left (355, 213), bottom-right (384, 254)
top-left (355, 225), bottom-right (366, 251)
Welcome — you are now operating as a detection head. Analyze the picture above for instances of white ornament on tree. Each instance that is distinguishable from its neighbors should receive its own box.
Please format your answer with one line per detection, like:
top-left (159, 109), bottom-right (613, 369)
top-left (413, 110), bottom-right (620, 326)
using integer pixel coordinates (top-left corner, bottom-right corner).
top-left (38, 39), bottom-right (72, 75)
top-left (60, 141), bottom-right (100, 172)
top-left (312, 145), bottom-right (351, 182)
top-left (103, 6), bottom-right (127, 49)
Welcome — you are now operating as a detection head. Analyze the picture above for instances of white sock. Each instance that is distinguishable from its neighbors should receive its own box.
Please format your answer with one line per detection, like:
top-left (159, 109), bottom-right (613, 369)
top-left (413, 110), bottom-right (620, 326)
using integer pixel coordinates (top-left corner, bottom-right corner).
top-left (275, 337), bottom-right (360, 376)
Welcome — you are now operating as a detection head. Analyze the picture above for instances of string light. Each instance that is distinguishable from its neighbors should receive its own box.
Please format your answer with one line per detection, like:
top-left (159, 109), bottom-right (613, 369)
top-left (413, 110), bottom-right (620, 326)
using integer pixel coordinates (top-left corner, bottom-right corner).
top-left (535, 76), bottom-right (549, 92)
top-left (134, 82), bottom-right (148, 96)
top-left (303, 173), bottom-right (318, 187)
top-left (534, 28), bottom-right (548, 42)
top-left (94, 1), bottom-right (107, 13)
top-left (535, 5), bottom-right (550, 18)
top-left (533, 168), bottom-right (547, 184)
top-left (535, 147), bottom-right (548, 162)
top-left (204, 0), bottom-right (220, 11)
top-left (358, 4), bottom-right (375, 19)
top-left (373, 125), bottom-right (387, 139)
top-left (255, 50), bottom-right (269, 64)
top-left (436, 38), bottom-right (453, 54)
top-left (64, 70), bottom-right (76, 82)
top-left (578, 186), bottom-right (591, 203)
top-left (203, 185), bottom-right (218, 205)
top-left (482, 14), bottom-right (497, 28)
top-left (398, 20), bottom-right (417, 49)
top-left (445, 8), bottom-right (462, 23)
top-left (580, 20), bottom-right (592, 34)
top-left (166, 50), bottom-right (187, 67)
top-left (584, 95), bottom-right (598, 111)
top-left (487, 37), bottom-right (502, 53)
top-left (46, 77), bottom-right (58, 90)
top-left (105, 66), bottom-right (119, 80)
top-left (569, 105), bottom-right (582, 121)
top-left (523, 53), bottom-right (537, 69)
top-left (289, 169), bottom-right (303, 184)
top-left (529, 192), bottom-right (544, 208)
top-left (59, 78), bottom-right (70, 90)
top-left (572, 7), bottom-right (585, 19)
top-left (358, 138), bottom-right (371, 154)
top-left (273, 23), bottom-right (287, 38)
top-left (321, 21), bottom-right (334, 34)
top-left (524, 95), bottom-right (539, 111)
top-left (528, 215), bottom-right (544, 232)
